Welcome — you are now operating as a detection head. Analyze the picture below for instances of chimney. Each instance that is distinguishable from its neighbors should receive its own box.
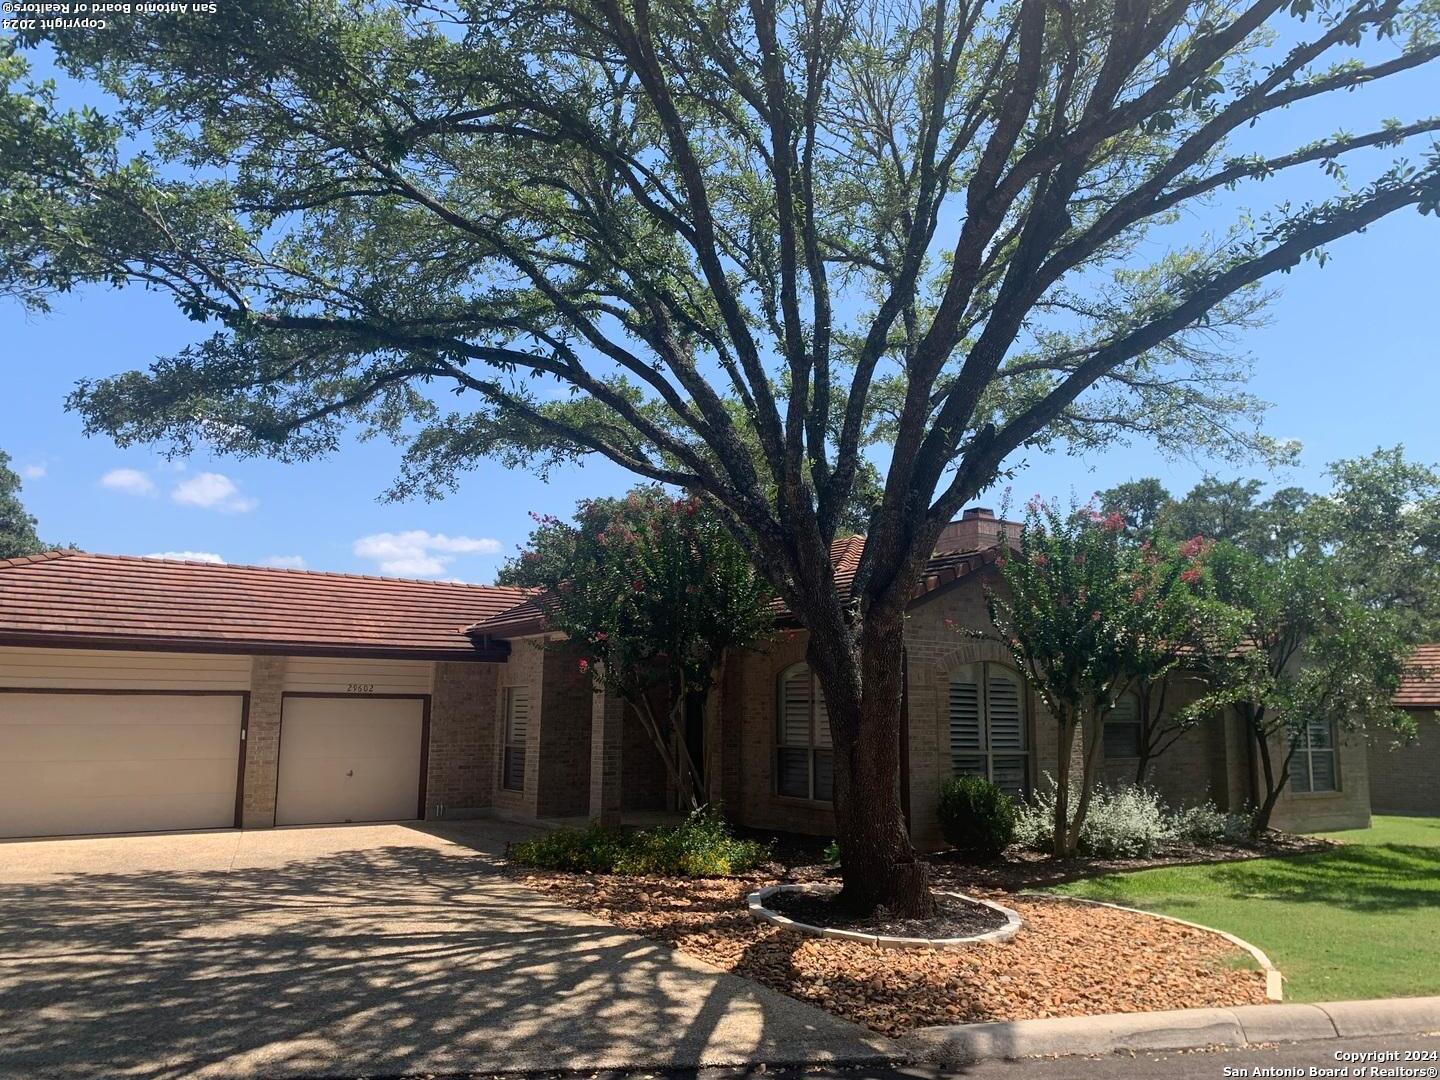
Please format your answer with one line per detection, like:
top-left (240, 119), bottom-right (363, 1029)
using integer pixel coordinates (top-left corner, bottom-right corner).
top-left (935, 507), bottom-right (1021, 553)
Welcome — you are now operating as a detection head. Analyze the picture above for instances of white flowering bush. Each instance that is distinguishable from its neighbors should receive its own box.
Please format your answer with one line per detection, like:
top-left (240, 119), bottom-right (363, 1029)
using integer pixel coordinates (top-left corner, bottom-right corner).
top-left (1014, 775), bottom-right (1253, 858)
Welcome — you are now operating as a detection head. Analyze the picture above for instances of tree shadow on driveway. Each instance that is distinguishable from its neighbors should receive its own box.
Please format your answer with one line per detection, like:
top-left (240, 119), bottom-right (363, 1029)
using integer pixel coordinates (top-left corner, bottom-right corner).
top-left (0, 827), bottom-right (892, 1080)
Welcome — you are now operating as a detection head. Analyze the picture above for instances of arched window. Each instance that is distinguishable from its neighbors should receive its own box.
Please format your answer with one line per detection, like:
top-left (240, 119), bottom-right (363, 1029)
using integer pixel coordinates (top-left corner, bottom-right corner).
top-left (1103, 691), bottom-right (1144, 760)
top-left (776, 664), bottom-right (833, 801)
top-left (949, 662), bottom-right (1029, 798)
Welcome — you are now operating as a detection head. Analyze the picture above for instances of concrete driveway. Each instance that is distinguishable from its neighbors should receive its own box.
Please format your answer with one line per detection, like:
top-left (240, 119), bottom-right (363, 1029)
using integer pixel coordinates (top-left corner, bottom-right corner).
top-left (0, 821), bottom-right (894, 1079)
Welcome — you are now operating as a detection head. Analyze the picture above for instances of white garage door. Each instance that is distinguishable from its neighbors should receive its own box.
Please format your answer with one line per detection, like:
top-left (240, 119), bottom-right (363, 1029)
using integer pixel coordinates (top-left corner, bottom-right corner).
top-left (0, 692), bottom-right (244, 839)
top-left (275, 696), bottom-right (426, 826)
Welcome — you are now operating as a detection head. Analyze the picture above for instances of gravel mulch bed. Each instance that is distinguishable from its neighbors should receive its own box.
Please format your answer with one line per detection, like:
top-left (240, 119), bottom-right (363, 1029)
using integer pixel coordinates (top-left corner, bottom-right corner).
top-left (765, 887), bottom-right (1009, 939)
top-left (510, 866), bottom-right (1270, 1036)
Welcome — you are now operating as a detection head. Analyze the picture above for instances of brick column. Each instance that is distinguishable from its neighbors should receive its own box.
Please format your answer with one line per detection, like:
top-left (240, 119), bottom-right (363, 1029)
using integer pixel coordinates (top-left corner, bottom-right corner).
top-left (589, 687), bottom-right (625, 826)
top-left (242, 654), bottom-right (286, 829)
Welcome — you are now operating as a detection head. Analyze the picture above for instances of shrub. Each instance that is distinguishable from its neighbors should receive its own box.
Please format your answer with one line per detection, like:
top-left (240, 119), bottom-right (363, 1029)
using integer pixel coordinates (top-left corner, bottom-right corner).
top-left (1170, 803), bottom-right (1252, 846)
top-left (507, 823), bottom-right (631, 873)
top-left (823, 838), bottom-right (841, 864)
top-left (508, 807), bottom-right (768, 878)
top-left (937, 775), bottom-right (1017, 862)
top-left (1013, 776), bottom-right (1255, 858)
top-left (1078, 785), bottom-right (1172, 858)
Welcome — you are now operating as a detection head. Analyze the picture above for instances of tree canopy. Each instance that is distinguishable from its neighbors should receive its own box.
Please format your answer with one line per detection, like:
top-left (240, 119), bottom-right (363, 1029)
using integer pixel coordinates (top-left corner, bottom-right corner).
top-left (497, 487), bottom-right (773, 807)
top-left (0, 451), bottom-right (46, 560)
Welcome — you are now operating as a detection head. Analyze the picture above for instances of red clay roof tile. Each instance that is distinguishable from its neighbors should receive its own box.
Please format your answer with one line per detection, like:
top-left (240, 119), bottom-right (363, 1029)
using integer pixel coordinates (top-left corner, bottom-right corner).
top-left (0, 551), bottom-right (529, 659)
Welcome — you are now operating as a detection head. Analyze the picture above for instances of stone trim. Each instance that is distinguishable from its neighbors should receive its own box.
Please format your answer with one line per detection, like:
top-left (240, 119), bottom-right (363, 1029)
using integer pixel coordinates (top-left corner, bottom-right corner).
top-left (746, 883), bottom-right (1023, 949)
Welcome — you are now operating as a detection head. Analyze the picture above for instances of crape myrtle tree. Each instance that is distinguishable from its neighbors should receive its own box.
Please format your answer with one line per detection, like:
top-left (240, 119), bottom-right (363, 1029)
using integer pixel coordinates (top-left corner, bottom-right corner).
top-left (987, 501), bottom-right (1223, 855)
top-left (496, 487), bottom-right (773, 809)
top-left (3, 0), bottom-right (1439, 914)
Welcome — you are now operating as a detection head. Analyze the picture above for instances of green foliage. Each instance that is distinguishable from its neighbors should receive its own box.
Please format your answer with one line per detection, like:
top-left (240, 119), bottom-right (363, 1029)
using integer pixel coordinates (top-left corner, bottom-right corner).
top-left (1305, 447), bottom-right (1440, 640)
top-left (0, 451), bottom-right (46, 559)
top-left (508, 809), bottom-right (769, 878)
top-left (937, 775), bottom-right (1017, 863)
top-left (988, 498), bottom-right (1237, 854)
top-left (497, 487), bottom-right (772, 805)
top-left (1013, 780), bottom-right (1249, 858)
top-left (1197, 540), bottom-right (1414, 830)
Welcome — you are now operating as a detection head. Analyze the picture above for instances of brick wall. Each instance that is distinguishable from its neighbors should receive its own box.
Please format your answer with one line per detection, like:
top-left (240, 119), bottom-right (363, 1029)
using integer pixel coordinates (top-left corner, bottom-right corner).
top-left (493, 636), bottom-right (545, 818)
top-left (241, 654), bottom-right (285, 828)
top-left (536, 640), bottom-right (594, 817)
top-left (1269, 728), bottom-right (1372, 832)
top-left (425, 660), bottom-right (498, 818)
top-left (1367, 708), bottom-right (1440, 816)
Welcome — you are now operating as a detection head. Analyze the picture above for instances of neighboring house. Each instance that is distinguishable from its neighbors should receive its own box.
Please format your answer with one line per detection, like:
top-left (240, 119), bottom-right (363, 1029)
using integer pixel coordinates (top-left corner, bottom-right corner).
top-left (0, 509), bottom-right (1373, 843)
top-left (1367, 644), bottom-right (1440, 816)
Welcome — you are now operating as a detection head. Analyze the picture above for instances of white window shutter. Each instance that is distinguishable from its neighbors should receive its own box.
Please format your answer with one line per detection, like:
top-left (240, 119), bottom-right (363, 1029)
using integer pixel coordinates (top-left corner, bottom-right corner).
top-left (987, 669), bottom-right (1026, 750)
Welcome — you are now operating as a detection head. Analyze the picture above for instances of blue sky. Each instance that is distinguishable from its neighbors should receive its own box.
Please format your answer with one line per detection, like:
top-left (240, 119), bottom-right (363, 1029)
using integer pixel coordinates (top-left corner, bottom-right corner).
top-left (3, 29), bottom-right (1438, 584)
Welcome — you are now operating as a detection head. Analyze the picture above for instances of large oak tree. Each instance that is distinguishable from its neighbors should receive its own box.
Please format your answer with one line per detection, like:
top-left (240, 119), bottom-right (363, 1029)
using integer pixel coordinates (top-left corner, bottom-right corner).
top-left (2, 0), bottom-right (1437, 912)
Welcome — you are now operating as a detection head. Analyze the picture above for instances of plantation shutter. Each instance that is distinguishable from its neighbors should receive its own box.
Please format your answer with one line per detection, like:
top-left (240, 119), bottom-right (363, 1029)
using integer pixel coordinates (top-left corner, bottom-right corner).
top-left (779, 667), bottom-right (813, 746)
top-left (949, 668), bottom-right (985, 777)
top-left (813, 680), bottom-right (832, 748)
top-left (949, 670), bottom-right (983, 752)
top-left (502, 687), bottom-right (530, 792)
top-left (987, 670), bottom-right (1026, 750)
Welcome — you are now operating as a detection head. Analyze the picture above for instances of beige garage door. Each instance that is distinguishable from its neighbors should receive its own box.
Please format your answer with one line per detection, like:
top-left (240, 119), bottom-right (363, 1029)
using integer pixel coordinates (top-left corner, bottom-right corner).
top-left (0, 692), bottom-right (244, 839)
top-left (274, 696), bottom-right (426, 826)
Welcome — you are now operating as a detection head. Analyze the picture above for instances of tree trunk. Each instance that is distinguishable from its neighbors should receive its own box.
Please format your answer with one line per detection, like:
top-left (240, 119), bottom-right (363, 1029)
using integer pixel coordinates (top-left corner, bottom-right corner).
top-left (1249, 715), bottom-right (1291, 836)
top-left (1053, 716), bottom-right (1077, 857)
top-left (1065, 711), bottom-right (1107, 854)
top-left (807, 598), bottom-right (934, 917)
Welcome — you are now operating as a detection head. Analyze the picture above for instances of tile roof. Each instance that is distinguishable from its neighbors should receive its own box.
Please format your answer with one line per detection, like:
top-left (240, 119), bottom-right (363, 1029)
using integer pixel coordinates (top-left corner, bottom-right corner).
top-left (466, 535), bottom-right (1004, 639)
top-left (0, 551), bottom-right (528, 659)
top-left (1397, 644), bottom-right (1440, 707)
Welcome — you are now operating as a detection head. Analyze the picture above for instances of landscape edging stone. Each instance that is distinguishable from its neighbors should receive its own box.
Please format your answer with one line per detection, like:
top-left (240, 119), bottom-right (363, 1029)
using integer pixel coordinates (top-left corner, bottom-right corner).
top-left (745, 883), bottom-right (1022, 949)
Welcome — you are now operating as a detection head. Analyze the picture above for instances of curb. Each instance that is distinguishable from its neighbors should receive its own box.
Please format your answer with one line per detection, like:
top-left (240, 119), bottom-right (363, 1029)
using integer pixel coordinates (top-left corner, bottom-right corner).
top-left (903, 997), bottom-right (1440, 1064)
top-left (1027, 891), bottom-right (1284, 1001)
top-left (746, 884), bottom-right (1023, 949)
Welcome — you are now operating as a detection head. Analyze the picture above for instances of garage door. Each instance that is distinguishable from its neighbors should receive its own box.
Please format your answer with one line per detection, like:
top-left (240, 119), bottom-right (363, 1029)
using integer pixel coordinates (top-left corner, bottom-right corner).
top-left (0, 692), bottom-right (244, 839)
top-left (274, 696), bottom-right (427, 826)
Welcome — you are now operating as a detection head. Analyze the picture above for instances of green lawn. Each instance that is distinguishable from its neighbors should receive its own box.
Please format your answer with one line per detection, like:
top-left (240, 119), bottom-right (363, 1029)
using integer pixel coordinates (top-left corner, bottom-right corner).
top-left (1050, 816), bottom-right (1440, 1002)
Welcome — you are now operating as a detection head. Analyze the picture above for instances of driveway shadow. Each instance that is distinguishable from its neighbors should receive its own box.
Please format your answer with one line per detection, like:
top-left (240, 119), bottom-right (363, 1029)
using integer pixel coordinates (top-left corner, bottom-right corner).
top-left (0, 833), bottom-right (891, 1080)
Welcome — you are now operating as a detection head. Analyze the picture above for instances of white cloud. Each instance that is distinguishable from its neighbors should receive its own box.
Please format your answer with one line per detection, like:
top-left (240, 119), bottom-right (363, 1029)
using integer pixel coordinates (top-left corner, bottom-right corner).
top-left (352, 530), bottom-right (502, 577)
top-left (101, 468), bottom-right (156, 497)
top-left (144, 551), bottom-right (226, 564)
top-left (261, 554), bottom-right (306, 570)
top-left (170, 472), bottom-right (257, 513)
top-left (20, 463), bottom-right (46, 480)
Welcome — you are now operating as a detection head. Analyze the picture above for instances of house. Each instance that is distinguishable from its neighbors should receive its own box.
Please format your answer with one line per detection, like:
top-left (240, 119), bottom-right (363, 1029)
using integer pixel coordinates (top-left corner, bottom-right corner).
top-left (1367, 644), bottom-right (1440, 816)
top-left (0, 509), bottom-right (1374, 844)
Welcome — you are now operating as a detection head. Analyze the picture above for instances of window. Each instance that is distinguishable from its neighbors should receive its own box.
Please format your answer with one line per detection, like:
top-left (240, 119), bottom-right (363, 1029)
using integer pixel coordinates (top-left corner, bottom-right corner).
top-left (502, 686), bottom-right (530, 792)
top-left (949, 663), bottom-right (1029, 798)
top-left (776, 664), bottom-right (833, 801)
top-left (1291, 718), bottom-right (1338, 793)
top-left (1103, 692), bottom-right (1144, 760)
